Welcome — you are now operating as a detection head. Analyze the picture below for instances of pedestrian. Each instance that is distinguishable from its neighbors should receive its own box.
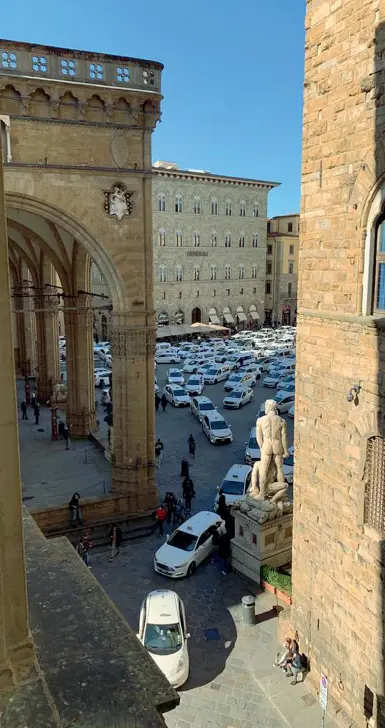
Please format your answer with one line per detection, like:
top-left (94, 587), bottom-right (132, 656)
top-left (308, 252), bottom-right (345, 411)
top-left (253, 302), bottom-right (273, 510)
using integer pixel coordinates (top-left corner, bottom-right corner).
top-left (155, 393), bottom-right (160, 412)
top-left (180, 457), bottom-right (189, 478)
top-left (33, 402), bottom-right (40, 425)
top-left (173, 499), bottom-right (185, 528)
top-left (68, 492), bottom-right (83, 526)
top-left (164, 492), bottom-right (176, 524)
top-left (31, 392), bottom-right (36, 410)
top-left (58, 420), bottom-right (65, 439)
top-left (218, 533), bottom-right (231, 576)
top-left (187, 434), bottom-right (196, 458)
top-left (155, 503), bottom-right (167, 536)
top-left (63, 423), bottom-right (71, 450)
top-left (217, 489), bottom-right (229, 520)
top-left (76, 533), bottom-right (92, 567)
top-left (21, 400), bottom-right (28, 420)
top-left (161, 393), bottom-right (167, 412)
top-left (182, 476), bottom-right (195, 511)
top-left (155, 438), bottom-right (164, 468)
top-left (108, 523), bottom-right (122, 560)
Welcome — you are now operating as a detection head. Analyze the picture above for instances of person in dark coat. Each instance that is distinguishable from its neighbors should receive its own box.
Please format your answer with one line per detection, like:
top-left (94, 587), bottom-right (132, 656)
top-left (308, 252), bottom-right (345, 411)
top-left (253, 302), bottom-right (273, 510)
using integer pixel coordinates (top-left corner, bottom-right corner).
top-left (68, 492), bottom-right (83, 526)
top-left (164, 492), bottom-right (176, 524)
top-left (21, 400), bottom-right (28, 420)
top-left (161, 393), bottom-right (167, 412)
top-left (108, 524), bottom-right (123, 557)
top-left (58, 420), bottom-right (65, 439)
top-left (63, 424), bottom-right (71, 450)
top-left (218, 533), bottom-right (231, 575)
top-left (217, 490), bottom-right (229, 520)
top-left (180, 457), bottom-right (189, 478)
top-left (33, 402), bottom-right (40, 425)
top-left (182, 477), bottom-right (195, 511)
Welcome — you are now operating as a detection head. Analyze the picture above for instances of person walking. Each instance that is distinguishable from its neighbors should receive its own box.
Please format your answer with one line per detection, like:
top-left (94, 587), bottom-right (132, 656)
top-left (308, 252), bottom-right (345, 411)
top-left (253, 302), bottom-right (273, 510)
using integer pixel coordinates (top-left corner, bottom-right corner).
top-left (164, 492), bottom-right (176, 525)
top-left (155, 438), bottom-right (164, 468)
top-left (182, 476), bottom-right (195, 512)
top-left (155, 393), bottom-right (160, 412)
top-left (108, 523), bottom-right (123, 560)
top-left (58, 420), bottom-right (65, 439)
top-left (68, 492), bottom-right (83, 526)
top-left (63, 423), bottom-right (71, 450)
top-left (161, 393), bottom-right (167, 412)
top-left (33, 402), bottom-right (40, 425)
top-left (173, 499), bottom-right (185, 528)
top-left (155, 503), bottom-right (167, 536)
top-left (31, 392), bottom-right (36, 410)
top-left (76, 532), bottom-right (92, 567)
top-left (188, 434), bottom-right (196, 458)
top-left (180, 457), bottom-right (189, 478)
top-left (21, 400), bottom-right (28, 420)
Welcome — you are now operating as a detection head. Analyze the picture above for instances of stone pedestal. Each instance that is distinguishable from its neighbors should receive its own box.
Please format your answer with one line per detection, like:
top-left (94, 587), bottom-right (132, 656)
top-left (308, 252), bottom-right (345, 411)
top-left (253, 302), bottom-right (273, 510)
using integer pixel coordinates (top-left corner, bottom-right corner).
top-left (230, 500), bottom-right (293, 585)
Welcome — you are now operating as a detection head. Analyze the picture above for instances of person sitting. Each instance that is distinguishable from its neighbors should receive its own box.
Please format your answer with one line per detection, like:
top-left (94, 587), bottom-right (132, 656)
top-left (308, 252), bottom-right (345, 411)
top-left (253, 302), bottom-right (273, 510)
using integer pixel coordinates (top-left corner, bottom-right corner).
top-left (285, 650), bottom-right (306, 685)
top-left (274, 638), bottom-right (292, 668)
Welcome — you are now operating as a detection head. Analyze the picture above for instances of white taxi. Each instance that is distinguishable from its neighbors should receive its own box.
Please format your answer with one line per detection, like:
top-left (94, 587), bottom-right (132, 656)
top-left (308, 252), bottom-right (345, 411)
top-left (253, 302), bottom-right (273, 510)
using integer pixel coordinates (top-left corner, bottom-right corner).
top-left (166, 368), bottom-right (185, 385)
top-left (190, 396), bottom-right (217, 422)
top-left (223, 386), bottom-right (253, 409)
top-left (154, 511), bottom-right (225, 578)
top-left (203, 364), bottom-right (231, 384)
top-left (224, 371), bottom-right (256, 392)
top-left (214, 464), bottom-right (252, 509)
top-left (137, 590), bottom-right (189, 688)
top-left (162, 384), bottom-right (190, 407)
top-left (185, 375), bottom-right (204, 395)
top-left (202, 411), bottom-right (233, 445)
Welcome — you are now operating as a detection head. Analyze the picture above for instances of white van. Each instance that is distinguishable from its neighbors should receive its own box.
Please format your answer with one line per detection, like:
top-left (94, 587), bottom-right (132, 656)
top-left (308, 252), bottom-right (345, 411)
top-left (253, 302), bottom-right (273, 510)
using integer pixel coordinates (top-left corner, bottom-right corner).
top-left (156, 342), bottom-right (171, 353)
top-left (226, 352), bottom-right (255, 370)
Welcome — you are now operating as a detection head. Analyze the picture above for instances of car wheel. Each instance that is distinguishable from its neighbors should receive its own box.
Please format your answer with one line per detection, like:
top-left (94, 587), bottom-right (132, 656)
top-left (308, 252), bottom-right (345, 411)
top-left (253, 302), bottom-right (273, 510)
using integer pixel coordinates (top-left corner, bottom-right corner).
top-left (214, 378), bottom-right (217, 384)
top-left (171, 359), bottom-right (176, 364)
top-left (187, 562), bottom-right (196, 577)
top-left (239, 402), bottom-right (243, 409)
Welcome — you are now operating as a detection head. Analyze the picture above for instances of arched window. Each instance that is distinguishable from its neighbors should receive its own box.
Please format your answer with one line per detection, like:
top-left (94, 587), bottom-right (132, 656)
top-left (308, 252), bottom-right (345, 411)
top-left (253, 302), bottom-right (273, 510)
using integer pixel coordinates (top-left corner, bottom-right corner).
top-left (193, 231), bottom-right (200, 247)
top-left (252, 265), bottom-right (258, 279)
top-left (175, 194), bottom-right (183, 213)
top-left (193, 196), bottom-right (201, 214)
top-left (157, 193), bottom-right (166, 212)
top-left (239, 234), bottom-right (245, 247)
top-left (225, 264), bottom-right (231, 280)
top-left (193, 266), bottom-right (200, 281)
top-left (159, 265), bottom-right (167, 282)
top-left (175, 265), bottom-right (183, 282)
top-left (176, 230), bottom-right (183, 247)
top-left (253, 202), bottom-right (259, 218)
top-left (239, 264), bottom-right (245, 280)
top-left (158, 229), bottom-right (166, 247)
top-left (374, 217), bottom-right (385, 311)
top-left (239, 201), bottom-right (246, 217)
top-left (211, 198), bottom-right (218, 215)
top-left (211, 231), bottom-right (217, 247)
top-left (210, 265), bottom-right (217, 281)
top-left (225, 200), bottom-right (232, 216)
top-left (225, 233), bottom-right (232, 248)
top-left (252, 234), bottom-right (258, 248)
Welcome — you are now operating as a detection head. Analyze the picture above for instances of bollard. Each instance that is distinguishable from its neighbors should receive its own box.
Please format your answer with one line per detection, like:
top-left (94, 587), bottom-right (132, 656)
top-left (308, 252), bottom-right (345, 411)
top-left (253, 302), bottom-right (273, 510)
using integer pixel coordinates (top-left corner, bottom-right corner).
top-left (241, 595), bottom-right (256, 625)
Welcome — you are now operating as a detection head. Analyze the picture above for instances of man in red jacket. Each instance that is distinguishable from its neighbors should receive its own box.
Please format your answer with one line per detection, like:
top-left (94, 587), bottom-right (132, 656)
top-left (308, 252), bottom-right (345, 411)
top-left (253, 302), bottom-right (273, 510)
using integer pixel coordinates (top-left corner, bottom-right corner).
top-left (156, 504), bottom-right (167, 536)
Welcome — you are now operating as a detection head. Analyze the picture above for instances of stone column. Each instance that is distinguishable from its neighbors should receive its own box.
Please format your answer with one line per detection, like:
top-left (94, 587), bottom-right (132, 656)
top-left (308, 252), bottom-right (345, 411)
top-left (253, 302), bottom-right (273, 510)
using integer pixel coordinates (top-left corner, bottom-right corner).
top-left (21, 264), bottom-right (36, 377)
top-left (111, 316), bottom-right (157, 512)
top-left (34, 294), bottom-right (60, 403)
top-left (0, 133), bottom-right (35, 690)
top-left (64, 293), bottom-right (96, 437)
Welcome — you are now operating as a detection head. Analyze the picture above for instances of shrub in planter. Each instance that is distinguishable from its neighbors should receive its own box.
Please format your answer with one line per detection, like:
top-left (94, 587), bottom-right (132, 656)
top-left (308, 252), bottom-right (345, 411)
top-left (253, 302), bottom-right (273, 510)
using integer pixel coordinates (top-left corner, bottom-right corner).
top-left (260, 565), bottom-right (292, 597)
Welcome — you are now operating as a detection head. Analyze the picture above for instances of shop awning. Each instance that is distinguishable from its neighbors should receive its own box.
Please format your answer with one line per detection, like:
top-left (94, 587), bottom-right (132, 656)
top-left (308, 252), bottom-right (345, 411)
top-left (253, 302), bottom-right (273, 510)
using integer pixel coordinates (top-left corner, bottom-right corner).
top-left (237, 312), bottom-right (247, 322)
top-left (249, 311), bottom-right (260, 320)
top-left (209, 314), bottom-right (221, 324)
top-left (223, 313), bottom-right (235, 324)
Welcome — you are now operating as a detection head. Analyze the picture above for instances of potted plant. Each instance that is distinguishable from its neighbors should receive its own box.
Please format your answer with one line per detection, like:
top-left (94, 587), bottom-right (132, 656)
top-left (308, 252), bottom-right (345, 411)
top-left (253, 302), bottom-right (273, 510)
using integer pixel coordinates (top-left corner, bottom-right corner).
top-left (260, 565), bottom-right (292, 605)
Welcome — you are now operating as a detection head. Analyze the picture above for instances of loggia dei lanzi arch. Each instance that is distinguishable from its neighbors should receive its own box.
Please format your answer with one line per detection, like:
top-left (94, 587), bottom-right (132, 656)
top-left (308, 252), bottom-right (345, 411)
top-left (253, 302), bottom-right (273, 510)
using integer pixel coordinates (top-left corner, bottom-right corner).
top-left (0, 38), bottom-right (163, 503)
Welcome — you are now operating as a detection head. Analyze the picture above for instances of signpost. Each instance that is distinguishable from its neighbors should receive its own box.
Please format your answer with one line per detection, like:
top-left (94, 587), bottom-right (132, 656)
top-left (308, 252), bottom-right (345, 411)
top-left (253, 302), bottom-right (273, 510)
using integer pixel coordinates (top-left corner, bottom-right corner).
top-left (319, 673), bottom-right (328, 727)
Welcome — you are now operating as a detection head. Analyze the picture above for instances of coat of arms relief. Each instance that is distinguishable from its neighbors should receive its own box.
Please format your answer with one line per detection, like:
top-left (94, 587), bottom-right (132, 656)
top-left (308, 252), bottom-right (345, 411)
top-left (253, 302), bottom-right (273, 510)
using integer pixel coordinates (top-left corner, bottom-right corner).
top-left (104, 183), bottom-right (134, 221)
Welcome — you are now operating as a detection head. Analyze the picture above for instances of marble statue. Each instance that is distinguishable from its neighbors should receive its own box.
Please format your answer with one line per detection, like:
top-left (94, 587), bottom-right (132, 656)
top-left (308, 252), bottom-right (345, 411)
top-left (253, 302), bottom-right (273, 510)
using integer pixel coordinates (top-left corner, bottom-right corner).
top-left (254, 399), bottom-right (289, 499)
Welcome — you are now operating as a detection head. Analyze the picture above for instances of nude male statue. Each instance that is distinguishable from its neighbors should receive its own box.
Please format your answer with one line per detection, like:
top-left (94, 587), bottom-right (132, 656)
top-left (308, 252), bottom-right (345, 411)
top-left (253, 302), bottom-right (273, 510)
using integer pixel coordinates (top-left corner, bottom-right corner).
top-left (252, 399), bottom-right (289, 499)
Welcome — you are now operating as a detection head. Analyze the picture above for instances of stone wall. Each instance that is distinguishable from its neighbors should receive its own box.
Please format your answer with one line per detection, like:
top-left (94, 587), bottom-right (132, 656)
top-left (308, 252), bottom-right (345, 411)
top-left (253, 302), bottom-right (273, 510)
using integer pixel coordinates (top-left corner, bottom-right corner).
top-left (293, 2), bottom-right (385, 726)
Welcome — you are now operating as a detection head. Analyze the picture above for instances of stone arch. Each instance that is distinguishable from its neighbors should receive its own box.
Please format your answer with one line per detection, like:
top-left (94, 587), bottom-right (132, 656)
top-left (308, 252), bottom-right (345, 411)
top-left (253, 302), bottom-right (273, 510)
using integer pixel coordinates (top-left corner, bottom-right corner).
top-left (191, 307), bottom-right (201, 324)
top-left (30, 87), bottom-right (51, 117)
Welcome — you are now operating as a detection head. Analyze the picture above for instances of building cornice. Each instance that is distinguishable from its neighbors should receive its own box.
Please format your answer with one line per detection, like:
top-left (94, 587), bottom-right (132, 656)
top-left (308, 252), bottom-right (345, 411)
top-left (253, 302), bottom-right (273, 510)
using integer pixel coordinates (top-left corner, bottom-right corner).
top-left (152, 168), bottom-right (280, 190)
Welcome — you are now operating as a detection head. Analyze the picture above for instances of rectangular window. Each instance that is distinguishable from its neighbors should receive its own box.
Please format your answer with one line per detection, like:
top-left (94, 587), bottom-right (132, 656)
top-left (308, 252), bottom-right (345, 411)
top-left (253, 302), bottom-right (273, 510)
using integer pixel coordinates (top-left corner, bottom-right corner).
top-left (253, 287), bottom-right (256, 294)
top-left (267, 244), bottom-right (273, 255)
top-left (240, 288), bottom-right (244, 295)
top-left (289, 244), bottom-right (294, 255)
top-left (267, 222), bottom-right (271, 233)
top-left (212, 290), bottom-right (216, 297)
top-left (376, 263), bottom-right (385, 310)
top-left (288, 222), bottom-right (293, 232)
top-left (266, 262), bottom-right (272, 275)
top-left (288, 282), bottom-right (292, 297)
top-left (196, 290), bottom-right (199, 297)
top-left (178, 291), bottom-right (182, 298)
top-left (227, 289), bottom-right (230, 296)
top-left (289, 261), bottom-right (294, 274)
top-left (265, 281), bottom-right (271, 294)
top-left (162, 291), bottom-right (166, 299)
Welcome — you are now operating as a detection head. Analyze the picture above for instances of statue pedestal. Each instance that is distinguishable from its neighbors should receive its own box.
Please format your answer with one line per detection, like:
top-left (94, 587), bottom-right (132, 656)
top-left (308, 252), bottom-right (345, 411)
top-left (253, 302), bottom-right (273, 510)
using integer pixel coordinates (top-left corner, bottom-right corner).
top-left (230, 500), bottom-right (293, 585)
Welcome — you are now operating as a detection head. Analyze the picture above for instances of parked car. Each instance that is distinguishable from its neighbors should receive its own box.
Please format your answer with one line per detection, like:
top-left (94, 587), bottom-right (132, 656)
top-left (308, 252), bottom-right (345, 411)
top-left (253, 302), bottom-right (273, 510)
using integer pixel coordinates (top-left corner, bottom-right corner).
top-left (182, 358), bottom-right (206, 373)
top-left (197, 362), bottom-right (216, 376)
top-left (166, 368), bottom-right (185, 385)
top-left (223, 387), bottom-right (254, 409)
top-left (202, 411), bottom-right (233, 445)
top-left (154, 511), bottom-right (225, 578)
top-left (185, 375), bottom-right (204, 395)
top-left (277, 374), bottom-right (295, 389)
top-left (288, 403), bottom-right (295, 418)
top-left (190, 396), bottom-right (217, 422)
top-left (137, 590), bottom-right (189, 688)
top-left (263, 369), bottom-right (294, 388)
top-left (244, 427), bottom-right (260, 465)
top-left (224, 371), bottom-right (256, 391)
top-left (274, 390), bottom-right (296, 413)
top-left (214, 464), bottom-right (252, 510)
top-left (94, 369), bottom-right (112, 388)
top-left (239, 363), bottom-right (261, 379)
top-left (162, 384), bottom-right (190, 407)
top-left (155, 351), bottom-right (181, 364)
top-left (203, 364), bottom-right (231, 384)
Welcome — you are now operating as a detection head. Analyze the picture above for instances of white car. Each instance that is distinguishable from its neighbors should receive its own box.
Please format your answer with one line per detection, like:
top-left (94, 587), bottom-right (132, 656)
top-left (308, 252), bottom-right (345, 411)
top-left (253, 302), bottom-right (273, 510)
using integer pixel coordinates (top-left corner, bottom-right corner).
top-left (244, 427), bottom-right (260, 465)
top-left (154, 511), bottom-right (225, 578)
top-left (190, 395), bottom-right (217, 422)
top-left (288, 403), bottom-right (295, 418)
top-left (257, 392), bottom-right (295, 416)
top-left (223, 386), bottom-right (253, 409)
top-left (214, 464), bottom-right (252, 509)
top-left (224, 371), bottom-right (256, 391)
top-left (263, 370), bottom-right (290, 387)
top-left (203, 364), bottom-right (231, 384)
top-left (185, 375), bottom-right (204, 395)
top-left (239, 363), bottom-right (261, 379)
top-left (137, 590), bottom-right (189, 688)
top-left (167, 368), bottom-right (185, 385)
top-left (202, 411), bottom-right (233, 445)
top-left (94, 369), bottom-right (111, 387)
top-left (162, 384), bottom-right (190, 407)
top-left (197, 362), bottom-right (216, 376)
top-left (182, 358), bottom-right (206, 373)
top-left (155, 351), bottom-right (181, 364)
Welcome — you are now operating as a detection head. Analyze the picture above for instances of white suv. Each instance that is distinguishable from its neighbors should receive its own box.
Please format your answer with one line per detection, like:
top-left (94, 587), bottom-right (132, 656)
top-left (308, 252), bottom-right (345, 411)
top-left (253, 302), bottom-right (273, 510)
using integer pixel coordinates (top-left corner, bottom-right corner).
top-left (202, 411), bottom-right (233, 445)
top-left (154, 511), bottom-right (225, 578)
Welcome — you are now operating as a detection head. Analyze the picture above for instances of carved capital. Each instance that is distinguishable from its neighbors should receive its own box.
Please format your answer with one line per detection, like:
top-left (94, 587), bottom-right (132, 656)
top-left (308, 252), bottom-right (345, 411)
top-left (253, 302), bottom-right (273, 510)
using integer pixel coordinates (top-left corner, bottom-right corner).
top-left (111, 327), bottom-right (156, 358)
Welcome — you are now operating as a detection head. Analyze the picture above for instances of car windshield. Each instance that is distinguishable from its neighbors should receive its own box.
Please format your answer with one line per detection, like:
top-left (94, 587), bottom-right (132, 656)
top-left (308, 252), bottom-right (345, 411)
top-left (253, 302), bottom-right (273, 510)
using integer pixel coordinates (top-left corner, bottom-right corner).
top-left (230, 375), bottom-right (241, 382)
top-left (167, 530), bottom-right (198, 551)
top-left (189, 379), bottom-right (200, 385)
top-left (284, 455), bottom-right (294, 467)
top-left (211, 421), bottom-right (228, 430)
top-left (200, 403), bottom-right (215, 411)
top-left (226, 391), bottom-right (241, 399)
top-left (206, 368), bottom-right (218, 375)
top-left (144, 622), bottom-right (183, 655)
top-left (169, 373), bottom-right (180, 378)
top-left (248, 436), bottom-right (258, 449)
top-left (221, 478), bottom-right (245, 495)
top-left (174, 389), bottom-right (186, 397)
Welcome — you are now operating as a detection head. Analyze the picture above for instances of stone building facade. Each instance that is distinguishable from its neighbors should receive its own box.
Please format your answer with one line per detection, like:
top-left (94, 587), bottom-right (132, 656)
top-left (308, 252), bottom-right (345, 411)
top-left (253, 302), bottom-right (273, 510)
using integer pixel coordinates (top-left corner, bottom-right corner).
top-left (152, 161), bottom-right (279, 327)
top-left (265, 213), bottom-right (299, 325)
top-left (292, 4), bottom-right (385, 727)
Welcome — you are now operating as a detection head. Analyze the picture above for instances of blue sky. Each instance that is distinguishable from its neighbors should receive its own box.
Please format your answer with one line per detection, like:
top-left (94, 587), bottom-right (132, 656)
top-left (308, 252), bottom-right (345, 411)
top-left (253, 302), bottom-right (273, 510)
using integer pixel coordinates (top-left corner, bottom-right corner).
top-left (2, 0), bottom-right (306, 216)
